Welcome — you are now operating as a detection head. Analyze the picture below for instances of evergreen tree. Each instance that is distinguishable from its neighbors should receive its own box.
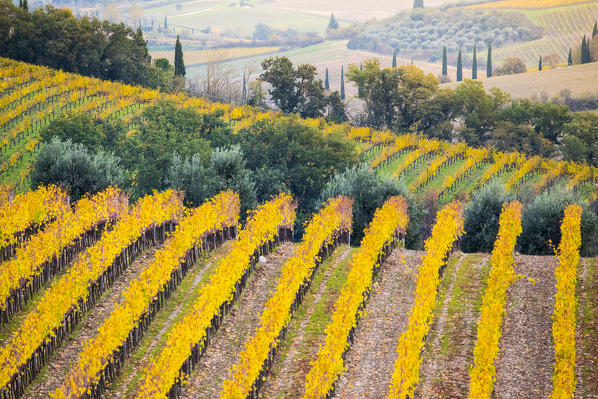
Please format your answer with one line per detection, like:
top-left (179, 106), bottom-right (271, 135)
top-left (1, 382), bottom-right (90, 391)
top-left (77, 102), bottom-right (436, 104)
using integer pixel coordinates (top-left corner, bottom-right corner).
top-left (581, 35), bottom-right (589, 64)
top-left (22, 0), bottom-right (28, 11)
top-left (413, 0), bottom-right (424, 8)
top-left (392, 48), bottom-right (397, 68)
top-left (164, 16), bottom-right (168, 29)
top-left (360, 63), bottom-right (363, 70)
top-left (174, 35), bottom-right (185, 76)
top-left (538, 56), bottom-right (542, 71)
top-left (18, 0), bottom-right (22, 8)
top-left (487, 43), bottom-right (492, 78)
top-left (472, 43), bottom-right (477, 80)
top-left (242, 74), bottom-right (247, 103)
top-left (456, 48), bottom-right (462, 82)
top-left (327, 91), bottom-right (347, 123)
top-left (340, 66), bottom-right (345, 100)
top-left (328, 13), bottom-right (339, 30)
top-left (568, 48), bottom-right (573, 66)
top-left (325, 68), bottom-right (329, 90)
top-left (593, 21), bottom-right (598, 38)
top-left (442, 45), bottom-right (447, 76)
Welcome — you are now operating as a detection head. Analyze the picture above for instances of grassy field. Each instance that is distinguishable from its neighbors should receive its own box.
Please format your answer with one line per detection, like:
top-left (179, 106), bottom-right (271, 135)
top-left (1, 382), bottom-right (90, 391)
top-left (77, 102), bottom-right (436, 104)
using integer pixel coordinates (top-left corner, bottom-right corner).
top-left (142, 0), bottom-right (345, 37)
top-left (491, 2), bottom-right (598, 66)
top-left (442, 61), bottom-right (598, 99)
top-left (141, 0), bottom-right (458, 38)
top-left (262, 0), bottom-right (455, 22)
top-left (150, 47), bottom-right (279, 66)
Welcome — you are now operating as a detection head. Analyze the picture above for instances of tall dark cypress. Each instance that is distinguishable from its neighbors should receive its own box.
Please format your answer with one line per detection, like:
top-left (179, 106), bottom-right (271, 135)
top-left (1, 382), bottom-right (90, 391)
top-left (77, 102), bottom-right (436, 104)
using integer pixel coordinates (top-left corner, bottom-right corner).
top-left (360, 63), bottom-right (363, 70)
top-left (325, 68), bottom-right (329, 90)
top-left (174, 35), bottom-right (185, 76)
top-left (442, 46), bottom-right (447, 76)
top-left (456, 49), bottom-right (462, 82)
top-left (242, 74), bottom-right (247, 103)
top-left (593, 21), bottom-right (598, 38)
top-left (538, 56), bottom-right (542, 71)
top-left (472, 43), bottom-right (477, 80)
top-left (568, 48), bottom-right (573, 66)
top-left (413, 0), bottom-right (424, 8)
top-left (22, 0), bottom-right (28, 11)
top-left (486, 43), bottom-right (492, 78)
top-left (164, 16), bottom-right (168, 29)
top-left (340, 66), bottom-right (345, 100)
top-left (18, 0), bottom-right (22, 8)
top-left (327, 13), bottom-right (339, 30)
top-left (392, 49), bottom-right (397, 68)
top-left (581, 35), bottom-right (588, 64)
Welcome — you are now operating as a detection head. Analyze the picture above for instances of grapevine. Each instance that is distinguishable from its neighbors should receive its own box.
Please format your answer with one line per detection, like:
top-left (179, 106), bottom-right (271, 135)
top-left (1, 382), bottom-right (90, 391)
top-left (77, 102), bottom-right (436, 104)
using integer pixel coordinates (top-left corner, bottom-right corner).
top-left (220, 197), bottom-right (353, 399)
top-left (0, 190), bottom-right (183, 398)
top-left (135, 194), bottom-right (296, 398)
top-left (467, 201), bottom-right (523, 399)
top-left (387, 201), bottom-right (464, 399)
top-left (53, 191), bottom-right (240, 399)
top-left (304, 196), bottom-right (409, 399)
top-left (551, 204), bottom-right (582, 399)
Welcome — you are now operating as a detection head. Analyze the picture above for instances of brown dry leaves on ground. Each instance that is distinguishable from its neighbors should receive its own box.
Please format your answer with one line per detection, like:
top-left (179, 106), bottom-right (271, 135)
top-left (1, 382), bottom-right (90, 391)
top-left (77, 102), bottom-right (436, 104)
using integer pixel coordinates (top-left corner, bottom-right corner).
top-left (261, 246), bottom-right (352, 399)
top-left (334, 249), bottom-right (424, 399)
top-left (493, 254), bottom-right (557, 399)
top-left (416, 253), bottom-right (490, 399)
top-left (576, 258), bottom-right (598, 399)
top-left (180, 242), bottom-right (295, 399)
top-left (22, 246), bottom-right (162, 398)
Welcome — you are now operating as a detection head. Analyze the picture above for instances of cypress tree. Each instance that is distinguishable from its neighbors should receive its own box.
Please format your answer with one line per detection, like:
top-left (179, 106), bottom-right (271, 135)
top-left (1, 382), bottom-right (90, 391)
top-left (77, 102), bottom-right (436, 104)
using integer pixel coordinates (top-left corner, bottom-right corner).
top-left (413, 0), bottom-right (424, 8)
top-left (581, 35), bottom-right (588, 64)
top-left (487, 43), bottom-right (492, 78)
top-left (164, 16), bottom-right (168, 29)
top-left (456, 49), bottom-right (462, 82)
top-left (328, 13), bottom-right (339, 30)
top-left (325, 68), bottom-right (329, 90)
top-left (174, 35), bottom-right (185, 76)
top-left (18, 0), bottom-right (22, 8)
top-left (568, 48), bottom-right (573, 66)
top-left (593, 21), bottom-right (598, 38)
top-left (340, 66), bottom-right (345, 100)
top-left (538, 56), bottom-right (542, 71)
top-left (22, 0), bottom-right (28, 11)
top-left (242, 74), bottom-right (247, 103)
top-left (472, 43), bottom-right (477, 80)
top-left (442, 45), bottom-right (447, 76)
top-left (360, 63), bottom-right (363, 70)
top-left (392, 49), bottom-right (397, 68)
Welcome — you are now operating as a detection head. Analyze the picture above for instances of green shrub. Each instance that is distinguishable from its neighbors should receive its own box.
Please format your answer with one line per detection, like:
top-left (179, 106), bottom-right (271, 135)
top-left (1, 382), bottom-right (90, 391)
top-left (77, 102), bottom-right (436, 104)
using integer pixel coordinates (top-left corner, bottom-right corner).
top-left (319, 165), bottom-right (423, 248)
top-left (461, 183), bottom-right (514, 253)
top-left (31, 138), bottom-right (124, 201)
top-left (519, 186), bottom-right (597, 256)
top-left (167, 146), bottom-right (256, 219)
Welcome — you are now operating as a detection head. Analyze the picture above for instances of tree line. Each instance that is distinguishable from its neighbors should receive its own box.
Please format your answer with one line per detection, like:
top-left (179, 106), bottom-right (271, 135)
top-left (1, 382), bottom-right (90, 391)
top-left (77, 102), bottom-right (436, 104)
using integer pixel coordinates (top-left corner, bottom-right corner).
top-left (254, 56), bottom-right (597, 167)
top-left (31, 102), bottom-right (597, 255)
top-left (0, 0), bottom-right (161, 87)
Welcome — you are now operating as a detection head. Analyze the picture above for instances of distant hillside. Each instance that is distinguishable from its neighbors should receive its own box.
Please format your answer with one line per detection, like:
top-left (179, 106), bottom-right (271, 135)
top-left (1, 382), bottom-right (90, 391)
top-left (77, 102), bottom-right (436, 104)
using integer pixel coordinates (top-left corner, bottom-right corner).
top-left (441, 62), bottom-right (598, 100)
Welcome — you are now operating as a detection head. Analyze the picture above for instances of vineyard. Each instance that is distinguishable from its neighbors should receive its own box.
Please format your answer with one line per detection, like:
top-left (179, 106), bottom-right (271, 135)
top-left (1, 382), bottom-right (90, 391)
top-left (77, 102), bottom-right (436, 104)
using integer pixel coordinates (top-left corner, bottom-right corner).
top-left (0, 57), bottom-right (598, 399)
top-left (480, 2), bottom-right (598, 66)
